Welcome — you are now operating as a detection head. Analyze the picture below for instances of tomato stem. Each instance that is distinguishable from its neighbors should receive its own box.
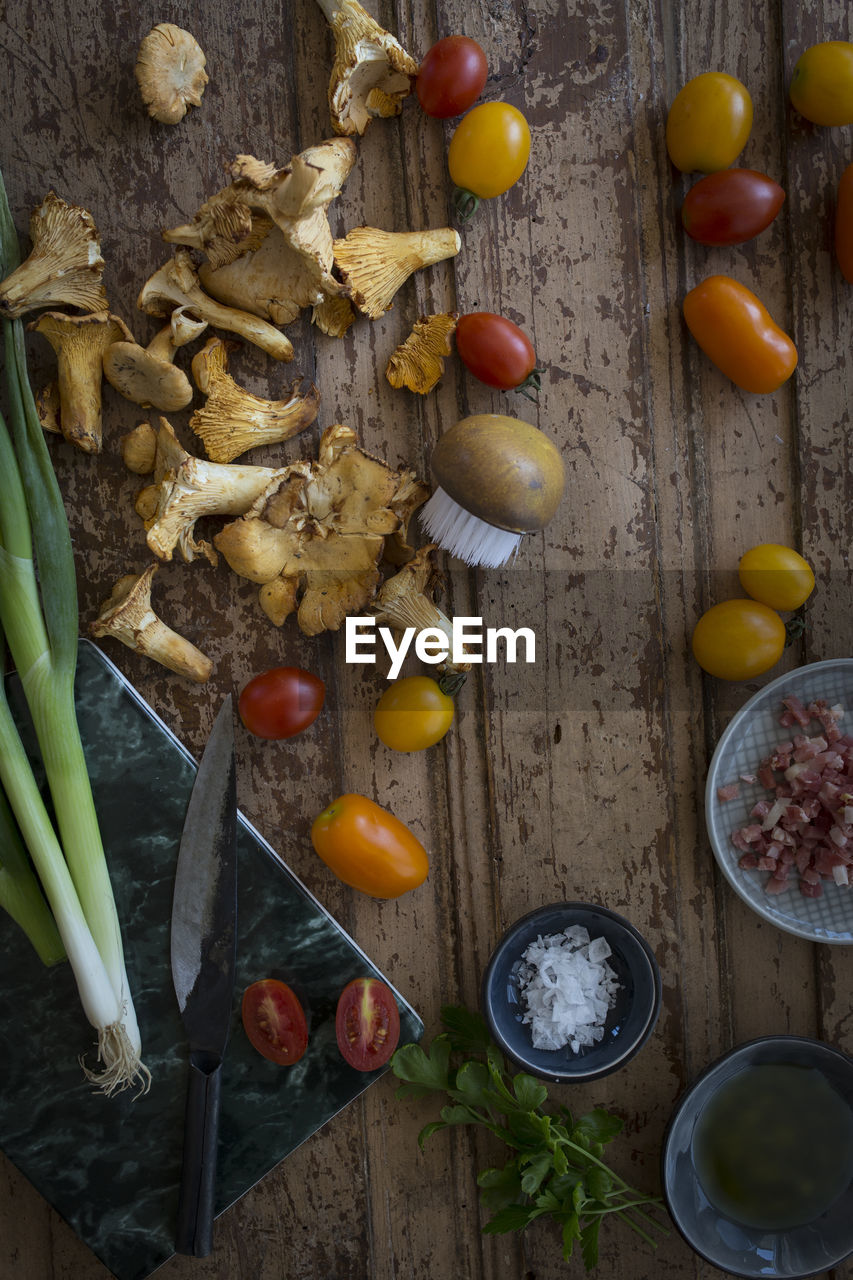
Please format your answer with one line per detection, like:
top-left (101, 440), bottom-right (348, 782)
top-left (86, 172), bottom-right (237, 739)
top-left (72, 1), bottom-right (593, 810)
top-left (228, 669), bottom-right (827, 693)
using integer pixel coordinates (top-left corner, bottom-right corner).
top-left (452, 186), bottom-right (480, 221)
top-left (515, 368), bottom-right (543, 400)
top-left (438, 670), bottom-right (467, 697)
top-left (784, 613), bottom-right (807, 646)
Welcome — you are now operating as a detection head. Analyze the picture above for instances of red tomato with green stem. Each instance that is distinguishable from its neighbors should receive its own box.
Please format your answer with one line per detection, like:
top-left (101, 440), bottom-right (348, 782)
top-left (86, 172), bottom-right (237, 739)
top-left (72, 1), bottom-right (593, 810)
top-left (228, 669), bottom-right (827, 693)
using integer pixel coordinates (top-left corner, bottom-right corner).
top-left (416, 36), bottom-right (488, 118)
top-left (335, 977), bottom-right (400, 1071)
top-left (238, 666), bottom-right (325, 739)
top-left (242, 979), bottom-right (309, 1066)
top-left (455, 313), bottom-right (541, 397)
top-left (681, 170), bottom-right (785, 245)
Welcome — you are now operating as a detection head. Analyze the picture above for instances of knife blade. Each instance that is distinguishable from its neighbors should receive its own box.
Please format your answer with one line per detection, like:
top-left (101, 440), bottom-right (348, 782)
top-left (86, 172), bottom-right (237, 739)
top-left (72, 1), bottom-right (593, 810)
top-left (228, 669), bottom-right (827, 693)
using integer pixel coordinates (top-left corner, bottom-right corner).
top-left (170, 694), bottom-right (237, 1258)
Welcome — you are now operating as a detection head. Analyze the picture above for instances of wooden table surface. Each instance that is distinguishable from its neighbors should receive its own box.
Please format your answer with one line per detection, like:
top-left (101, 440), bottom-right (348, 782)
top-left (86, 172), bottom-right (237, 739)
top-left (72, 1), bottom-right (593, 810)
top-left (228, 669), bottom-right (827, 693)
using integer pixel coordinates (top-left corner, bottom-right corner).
top-left (2, 1), bottom-right (852, 1277)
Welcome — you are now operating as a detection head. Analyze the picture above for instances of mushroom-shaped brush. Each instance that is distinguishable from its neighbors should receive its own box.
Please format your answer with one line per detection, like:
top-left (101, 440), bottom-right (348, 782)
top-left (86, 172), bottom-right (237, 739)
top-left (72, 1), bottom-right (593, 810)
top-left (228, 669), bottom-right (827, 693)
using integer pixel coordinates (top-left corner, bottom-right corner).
top-left (419, 414), bottom-right (565, 568)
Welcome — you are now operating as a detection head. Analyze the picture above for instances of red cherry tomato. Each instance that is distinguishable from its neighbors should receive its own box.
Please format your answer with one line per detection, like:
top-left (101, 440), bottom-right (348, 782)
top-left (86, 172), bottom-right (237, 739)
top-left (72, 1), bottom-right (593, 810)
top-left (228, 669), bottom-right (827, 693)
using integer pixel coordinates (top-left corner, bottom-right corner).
top-left (335, 977), bottom-right (400, 1071)
top-left (241, 979), bottom-right (308, 1066)
top-left (416, 36), bottom-right (488, 118)
top-left (681, 170), bottom-right (785, 246)
top-left (455, 312), bottom-right (539, 393)
top-left (238, 666), bottom-right (325, 740)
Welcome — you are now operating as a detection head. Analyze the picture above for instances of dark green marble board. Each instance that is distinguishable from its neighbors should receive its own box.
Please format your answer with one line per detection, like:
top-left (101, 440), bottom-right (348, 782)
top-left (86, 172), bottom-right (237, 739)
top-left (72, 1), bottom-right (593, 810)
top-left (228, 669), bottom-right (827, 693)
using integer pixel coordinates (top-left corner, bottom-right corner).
top-left (0, 640), bottom-right (423, 1280)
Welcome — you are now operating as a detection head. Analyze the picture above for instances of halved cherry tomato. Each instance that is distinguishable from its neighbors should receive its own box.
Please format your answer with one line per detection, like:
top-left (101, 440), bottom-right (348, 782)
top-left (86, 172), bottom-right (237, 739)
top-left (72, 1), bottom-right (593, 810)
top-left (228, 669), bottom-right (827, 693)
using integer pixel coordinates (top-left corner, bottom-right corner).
top-left (335, 977), bottom-right (400, 1072)
top-left (455, 313), bottom-right (540, 395)
top-left (789, 41), bottom-right (853, 127)
top-left (242, 979), bottom-right (308, 1066)
top-left (681, 170), bottom-right (785, 246)
top-left (692, 600), bottom-right (786, 681)
top-left (416, 36), bottom-right (488, 118)
top-left (374, 676), bottom-right (455, 752)
top-left (448, 102), bottom-right (530, 216)
top-left (837, 163), bottom-right (853, 284)
top-left (311, 794), bottom-right (429, 898)
top-left (738, 544), bottom-right (815, 612)
top-left (683, 276), bottom-right (797, 394)
top-left (666, 72), bottom-right (753, 173)
top-left (238, 666), bottom-right (325, 739)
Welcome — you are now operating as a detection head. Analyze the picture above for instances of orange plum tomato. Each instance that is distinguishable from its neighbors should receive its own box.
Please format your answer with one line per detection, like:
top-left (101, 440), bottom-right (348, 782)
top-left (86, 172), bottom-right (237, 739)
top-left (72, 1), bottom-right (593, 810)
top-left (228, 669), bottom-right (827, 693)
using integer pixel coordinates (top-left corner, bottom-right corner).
top-left (683, 276), bottom-right (797, 394)
top-left (455, 312), bottom-right (539, 394)
top-left (681, 170), bottom-right (785, 246)
top-left (789, 41), bottom-right (853, 127)
top-left (335, 977), bottom-right (400, 1072)
top-left (837, 163), bottom-right (853, 284)
top-left (666, 72), bottom-right (753, 172)
top-left (416, 36), bottom-right (488, 118)
top-left (241, 979), bottom-right (308, 1066)
top-left (238, 666), bottom-right (325, 739)
top-left (692, 600), bottom-right (786, 681)
top-left (448, 102), bottom-right (530, 211)
top-left (738, 544), bottom-right (815, 613)
top-left (374, 676), bottom-right (455, 753)
top-left (310, 794), bottom-right (429, 899)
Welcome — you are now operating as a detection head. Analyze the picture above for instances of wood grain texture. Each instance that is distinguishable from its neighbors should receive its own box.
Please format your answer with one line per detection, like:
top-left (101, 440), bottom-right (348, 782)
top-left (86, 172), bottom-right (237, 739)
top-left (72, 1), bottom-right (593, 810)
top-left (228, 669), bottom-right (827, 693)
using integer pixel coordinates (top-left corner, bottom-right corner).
top-left (1, 0), bottom-right (851, 1277)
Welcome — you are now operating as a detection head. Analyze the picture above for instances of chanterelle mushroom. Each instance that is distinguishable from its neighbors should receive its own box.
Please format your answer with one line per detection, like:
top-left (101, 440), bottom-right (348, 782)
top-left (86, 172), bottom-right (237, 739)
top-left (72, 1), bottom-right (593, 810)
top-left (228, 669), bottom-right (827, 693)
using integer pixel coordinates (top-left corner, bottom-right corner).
top-left (315, 0), bottom-right (418, 136)
top-left (188, 336), bottom-right (320, 463)
top-left (103, 306), bottom-right (207, 411)
top-left (121, 421), bottom-right (158, 474)
top-left (139, 416), bottom-right (287, 564)
top-left (90, 564), bottom-right (213, 682)
top-left (214, 423), bottom-right (428, 634)
top-left (386, 312), bottom-right (459, 394)
top-left (0, 193), bottom-right (108, 319)
top-left (165, 141), bottom-right (357, 325)
top-left (135, 24), bottom-right (209, 125)
top-left (334, 227), bottom-right (461, 320)
top-left (30, 311), bottom-right (131, 453)
top-left (371, 545), bottom-right (472, 688)
top-left (137, 249), bottom-right (293, 361)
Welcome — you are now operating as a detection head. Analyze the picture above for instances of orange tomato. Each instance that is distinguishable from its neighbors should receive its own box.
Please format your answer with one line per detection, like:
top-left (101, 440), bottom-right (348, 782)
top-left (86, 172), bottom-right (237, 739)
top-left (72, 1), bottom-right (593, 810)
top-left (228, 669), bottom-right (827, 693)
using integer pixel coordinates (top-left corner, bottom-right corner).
top-left (683, 276), bottom-right (797, 393)
top-left (837, 163), bottom-right (853, 284)
top-left (789, 41), bottom-right (853, 127)
top-left (310, 794), bottom-right (429, 899)
top-left (666, 72), bottom-right (753, 172)
top-left (738, 544), bottom-right (815, 612)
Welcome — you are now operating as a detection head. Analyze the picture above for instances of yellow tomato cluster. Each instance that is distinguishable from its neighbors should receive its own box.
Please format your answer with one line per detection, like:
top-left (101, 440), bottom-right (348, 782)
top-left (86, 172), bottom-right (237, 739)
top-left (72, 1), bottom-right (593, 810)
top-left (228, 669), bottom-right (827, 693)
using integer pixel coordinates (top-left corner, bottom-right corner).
top-left (691, 545), bottom-right (815, 683)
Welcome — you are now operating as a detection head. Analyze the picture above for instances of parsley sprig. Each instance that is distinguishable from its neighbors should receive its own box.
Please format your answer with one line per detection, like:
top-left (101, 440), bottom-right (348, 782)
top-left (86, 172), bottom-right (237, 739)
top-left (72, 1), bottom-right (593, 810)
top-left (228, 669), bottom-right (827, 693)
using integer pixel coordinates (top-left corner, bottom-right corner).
top-left (391, 1006), bottom-right (669, 1269)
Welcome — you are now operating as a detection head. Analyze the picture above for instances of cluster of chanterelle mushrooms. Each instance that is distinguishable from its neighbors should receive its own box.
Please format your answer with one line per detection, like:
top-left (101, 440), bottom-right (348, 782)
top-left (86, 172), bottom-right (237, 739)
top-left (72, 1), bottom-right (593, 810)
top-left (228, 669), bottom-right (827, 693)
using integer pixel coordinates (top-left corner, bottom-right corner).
top-left (0, 2), bottom-right (472, 684)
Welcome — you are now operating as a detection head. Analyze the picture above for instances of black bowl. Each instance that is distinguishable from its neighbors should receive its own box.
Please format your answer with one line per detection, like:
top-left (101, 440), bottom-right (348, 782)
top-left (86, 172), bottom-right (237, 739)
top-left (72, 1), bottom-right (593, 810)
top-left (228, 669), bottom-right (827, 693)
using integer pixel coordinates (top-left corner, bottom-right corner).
top-left (480, 902), bottom-right (662, 1083)
top-left (662, 1036), bottom-right (853, 1277)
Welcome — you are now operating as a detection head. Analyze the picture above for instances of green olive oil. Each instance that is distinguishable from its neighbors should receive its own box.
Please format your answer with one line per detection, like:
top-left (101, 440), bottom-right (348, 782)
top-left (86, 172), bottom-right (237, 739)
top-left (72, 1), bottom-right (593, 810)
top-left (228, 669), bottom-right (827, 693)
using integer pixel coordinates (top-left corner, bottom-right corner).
top-left (692, 1063), bottom-right (853, 1230)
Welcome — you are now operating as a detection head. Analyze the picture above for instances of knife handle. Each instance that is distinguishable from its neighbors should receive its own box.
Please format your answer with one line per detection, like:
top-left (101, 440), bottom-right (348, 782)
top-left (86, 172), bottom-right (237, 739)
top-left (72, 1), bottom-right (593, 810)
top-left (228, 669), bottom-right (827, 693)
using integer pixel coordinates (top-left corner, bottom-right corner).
top-left (175, 1056), bottom-right (223, 1257)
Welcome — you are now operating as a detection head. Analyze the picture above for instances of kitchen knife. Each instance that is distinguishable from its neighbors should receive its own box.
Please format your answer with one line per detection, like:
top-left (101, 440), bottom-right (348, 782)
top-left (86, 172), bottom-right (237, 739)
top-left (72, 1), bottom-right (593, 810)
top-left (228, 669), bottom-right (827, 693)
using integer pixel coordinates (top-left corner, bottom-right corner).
top-left (170, 694), bottom-right (238, 1258)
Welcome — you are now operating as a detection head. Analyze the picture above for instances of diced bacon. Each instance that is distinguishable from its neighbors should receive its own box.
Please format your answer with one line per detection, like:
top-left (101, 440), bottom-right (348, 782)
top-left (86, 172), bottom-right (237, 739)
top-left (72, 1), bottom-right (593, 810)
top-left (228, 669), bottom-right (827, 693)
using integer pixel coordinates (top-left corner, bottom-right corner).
top-left (717, 783), bottom-right (740, 802)
top-left (782, 695), bottom-right (811, 728)
top-left (727, 698), bottom-right (852, 899)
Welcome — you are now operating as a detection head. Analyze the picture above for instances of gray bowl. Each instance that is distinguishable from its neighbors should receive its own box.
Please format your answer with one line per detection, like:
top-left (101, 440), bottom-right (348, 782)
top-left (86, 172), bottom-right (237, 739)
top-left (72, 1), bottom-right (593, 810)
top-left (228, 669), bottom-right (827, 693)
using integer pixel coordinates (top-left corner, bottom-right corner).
top-left (480, 902), bottom-right (662, 1083)
top-left (662, 1036), bottom-right (853, 1277)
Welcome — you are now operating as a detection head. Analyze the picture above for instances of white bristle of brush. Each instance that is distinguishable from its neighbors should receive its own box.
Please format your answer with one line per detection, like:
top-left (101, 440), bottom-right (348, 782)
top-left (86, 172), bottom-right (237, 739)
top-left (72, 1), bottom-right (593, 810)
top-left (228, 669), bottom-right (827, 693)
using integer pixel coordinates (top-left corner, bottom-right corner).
top-left (419, 488), bottom-right (522, 568)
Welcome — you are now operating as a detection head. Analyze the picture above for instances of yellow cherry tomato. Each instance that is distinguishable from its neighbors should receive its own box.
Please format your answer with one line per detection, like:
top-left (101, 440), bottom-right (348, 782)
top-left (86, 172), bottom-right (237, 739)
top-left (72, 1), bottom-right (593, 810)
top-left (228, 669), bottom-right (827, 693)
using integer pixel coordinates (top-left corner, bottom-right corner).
top-left (789, 41), bottom-right (853, 127)
top-left (738, 544), bottom-right (815, 612)
top-left (692, 599), bottom-right (786, 681)
top-left (666, 72), bottom-right (753, 173)
top-left (448, 102), bottom-right (531, 199)
top-left (374, 676), bottom-right (455, 752)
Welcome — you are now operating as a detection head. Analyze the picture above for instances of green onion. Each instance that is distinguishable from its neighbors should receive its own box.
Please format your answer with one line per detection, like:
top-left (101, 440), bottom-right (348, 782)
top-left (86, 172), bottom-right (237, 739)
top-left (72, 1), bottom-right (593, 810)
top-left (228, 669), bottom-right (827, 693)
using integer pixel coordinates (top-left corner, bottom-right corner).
top-left (0, 164), bottom-right (148, 1093)
top-left (0, 786), bottom-right (65, 966)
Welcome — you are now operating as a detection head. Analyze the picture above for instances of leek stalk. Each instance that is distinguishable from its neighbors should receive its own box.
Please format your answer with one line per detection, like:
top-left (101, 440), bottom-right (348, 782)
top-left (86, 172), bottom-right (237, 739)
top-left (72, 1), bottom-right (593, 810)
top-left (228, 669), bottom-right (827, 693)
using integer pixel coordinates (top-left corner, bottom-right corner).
top-left (0, 164), bottom-right (147, 1092)
top-left (0, 787), bottom-right (65, 966)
